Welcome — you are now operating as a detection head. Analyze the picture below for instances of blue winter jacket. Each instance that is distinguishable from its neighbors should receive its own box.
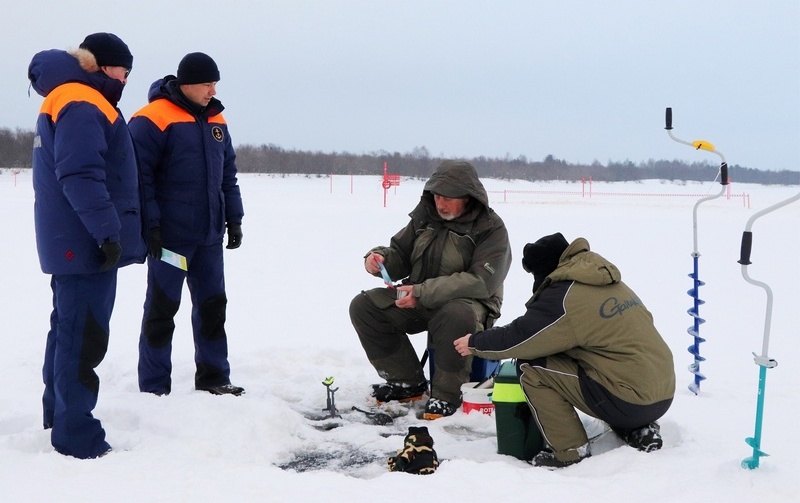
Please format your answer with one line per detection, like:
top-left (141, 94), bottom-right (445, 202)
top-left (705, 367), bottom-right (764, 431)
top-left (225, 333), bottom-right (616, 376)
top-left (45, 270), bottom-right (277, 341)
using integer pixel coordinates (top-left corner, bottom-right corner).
top-left (128, 77), bottom-right (244, 247)
top-left (28, 49), bottom-right (146, 274)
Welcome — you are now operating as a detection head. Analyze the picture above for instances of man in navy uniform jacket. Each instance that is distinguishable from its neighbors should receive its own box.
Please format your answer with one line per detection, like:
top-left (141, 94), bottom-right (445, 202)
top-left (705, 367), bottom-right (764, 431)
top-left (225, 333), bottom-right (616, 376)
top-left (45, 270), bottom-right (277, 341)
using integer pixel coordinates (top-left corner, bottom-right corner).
top-left (129, 52), bottom-right (245, 398)
top-left (29, 32), bottom-right (146, 459)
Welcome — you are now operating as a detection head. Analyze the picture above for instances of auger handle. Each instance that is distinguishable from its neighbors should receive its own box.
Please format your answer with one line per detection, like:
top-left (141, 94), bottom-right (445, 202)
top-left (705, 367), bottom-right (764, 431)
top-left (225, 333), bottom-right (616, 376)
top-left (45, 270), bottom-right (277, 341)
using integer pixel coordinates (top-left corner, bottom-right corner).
top-left (665, 107), bottom-right (673, 130)
top-left (738, 231), bottom-right (753, 265)
top-left (720, 162), bottom-right (729, 186)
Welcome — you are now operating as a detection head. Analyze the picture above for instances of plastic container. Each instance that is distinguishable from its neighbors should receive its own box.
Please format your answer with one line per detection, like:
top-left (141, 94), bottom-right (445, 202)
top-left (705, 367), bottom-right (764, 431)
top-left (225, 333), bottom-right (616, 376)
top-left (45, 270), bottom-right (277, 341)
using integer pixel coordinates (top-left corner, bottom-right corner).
top-left (493, 360), bottom-right (543, 460)
top-left (460, 382), bottom-right (494, 415)
top-left (427, 348), bottom-right (501, 382)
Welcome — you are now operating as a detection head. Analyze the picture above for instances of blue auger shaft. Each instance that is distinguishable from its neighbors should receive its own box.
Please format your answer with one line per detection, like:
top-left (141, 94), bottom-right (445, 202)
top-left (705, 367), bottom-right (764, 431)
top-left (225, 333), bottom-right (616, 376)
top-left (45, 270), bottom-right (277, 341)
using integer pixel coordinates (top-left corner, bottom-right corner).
top-left (686, 255), bottom-right (707, 394)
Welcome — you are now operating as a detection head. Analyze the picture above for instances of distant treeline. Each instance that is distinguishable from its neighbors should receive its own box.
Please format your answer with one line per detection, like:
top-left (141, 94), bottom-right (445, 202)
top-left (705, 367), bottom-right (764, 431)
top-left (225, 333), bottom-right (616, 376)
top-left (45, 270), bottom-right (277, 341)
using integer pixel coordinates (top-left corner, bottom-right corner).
top-left (2, 127), bottom-right (797, 185)
top-left (234, 144), bottom-right (799, 185)
top-left (0, 128), bottom-right (34, 168)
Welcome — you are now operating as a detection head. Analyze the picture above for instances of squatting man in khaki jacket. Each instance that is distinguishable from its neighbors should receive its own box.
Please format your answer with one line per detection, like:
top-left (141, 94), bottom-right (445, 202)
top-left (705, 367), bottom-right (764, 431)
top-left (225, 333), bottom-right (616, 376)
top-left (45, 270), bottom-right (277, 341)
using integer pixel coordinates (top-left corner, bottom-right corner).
top-left (455, 233), bottom-right (675, 468)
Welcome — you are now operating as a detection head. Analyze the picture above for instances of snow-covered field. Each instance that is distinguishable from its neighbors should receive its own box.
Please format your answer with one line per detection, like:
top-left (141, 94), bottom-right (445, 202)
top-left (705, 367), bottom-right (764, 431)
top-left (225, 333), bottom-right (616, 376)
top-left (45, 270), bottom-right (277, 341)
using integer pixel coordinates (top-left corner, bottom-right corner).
top-left (1, 169), bottom-right (798, 502)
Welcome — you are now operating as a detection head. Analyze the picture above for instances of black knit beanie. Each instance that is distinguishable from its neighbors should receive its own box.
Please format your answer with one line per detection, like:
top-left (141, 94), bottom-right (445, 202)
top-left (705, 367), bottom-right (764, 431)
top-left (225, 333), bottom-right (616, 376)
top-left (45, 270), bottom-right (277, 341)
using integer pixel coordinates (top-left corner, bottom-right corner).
top-left (80, 33), bottom-right (133, 69)
top-left (176, 52), bottom-right (220, 85)
top-left (522, 232), bottom-right (569, 287)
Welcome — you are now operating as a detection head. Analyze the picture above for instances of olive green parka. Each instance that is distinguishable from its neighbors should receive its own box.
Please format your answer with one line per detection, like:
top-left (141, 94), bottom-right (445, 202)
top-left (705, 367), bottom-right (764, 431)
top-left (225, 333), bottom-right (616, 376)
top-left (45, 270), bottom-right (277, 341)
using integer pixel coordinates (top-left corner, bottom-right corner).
top-left (367, 161), bottom-right (511, 326)
top-left (469, 237), bottom-right (675, 405)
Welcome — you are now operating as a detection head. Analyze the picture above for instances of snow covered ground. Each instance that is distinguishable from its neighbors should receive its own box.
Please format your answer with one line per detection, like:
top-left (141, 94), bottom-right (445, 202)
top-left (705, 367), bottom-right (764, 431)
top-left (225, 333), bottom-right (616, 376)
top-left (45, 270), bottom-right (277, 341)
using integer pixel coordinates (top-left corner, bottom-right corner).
top-left (1, 169), bottom-right (798, 502)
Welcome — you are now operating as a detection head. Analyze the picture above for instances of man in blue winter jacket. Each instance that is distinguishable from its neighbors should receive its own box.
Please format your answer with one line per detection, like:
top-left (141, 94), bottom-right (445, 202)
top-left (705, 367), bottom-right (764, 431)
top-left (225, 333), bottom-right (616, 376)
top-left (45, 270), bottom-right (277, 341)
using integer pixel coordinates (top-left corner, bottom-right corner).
top-left (28, 33), bottom-right (147, 459)
top-left (129, 52), bottom-right (245, 397)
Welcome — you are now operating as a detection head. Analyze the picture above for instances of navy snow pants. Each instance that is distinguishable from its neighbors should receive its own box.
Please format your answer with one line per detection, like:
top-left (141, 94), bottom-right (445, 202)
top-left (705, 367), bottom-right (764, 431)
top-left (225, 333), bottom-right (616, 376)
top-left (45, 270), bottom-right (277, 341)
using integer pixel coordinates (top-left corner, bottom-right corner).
top-left (42, 271), bottom-right (116, 459)
top-left (138, 242), bottom-right (231, 394)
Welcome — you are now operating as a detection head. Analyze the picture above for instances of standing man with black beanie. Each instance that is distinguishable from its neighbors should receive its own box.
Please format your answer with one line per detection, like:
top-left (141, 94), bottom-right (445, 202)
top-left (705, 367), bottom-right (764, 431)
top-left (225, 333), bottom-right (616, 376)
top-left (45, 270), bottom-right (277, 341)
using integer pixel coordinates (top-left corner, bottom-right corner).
top-left (28, 33), bottom-right (146, 459)
top-left (129, 52), bottom-right (245, 397)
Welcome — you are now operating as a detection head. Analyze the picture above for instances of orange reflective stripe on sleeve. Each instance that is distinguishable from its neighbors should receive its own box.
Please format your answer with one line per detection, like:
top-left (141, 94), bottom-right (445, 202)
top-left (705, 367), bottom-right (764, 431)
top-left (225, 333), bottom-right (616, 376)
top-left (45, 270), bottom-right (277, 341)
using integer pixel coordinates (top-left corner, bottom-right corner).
top-left (40, 82), bottom-right (119, 124)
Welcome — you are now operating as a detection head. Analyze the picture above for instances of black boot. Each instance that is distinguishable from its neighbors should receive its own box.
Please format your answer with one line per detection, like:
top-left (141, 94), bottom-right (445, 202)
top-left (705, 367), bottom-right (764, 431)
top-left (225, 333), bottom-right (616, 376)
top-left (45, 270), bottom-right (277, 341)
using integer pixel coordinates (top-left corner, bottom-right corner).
top-left (371, 381), bottom-right (427, 403)
top-left (613, 421), bottom-right (662, 452)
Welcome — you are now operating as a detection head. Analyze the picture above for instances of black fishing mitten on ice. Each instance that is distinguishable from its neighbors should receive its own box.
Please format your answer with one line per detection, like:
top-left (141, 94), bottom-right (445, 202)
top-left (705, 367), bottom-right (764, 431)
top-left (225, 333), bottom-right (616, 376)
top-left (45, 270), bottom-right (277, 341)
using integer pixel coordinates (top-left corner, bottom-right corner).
top-left (387, 426), bottom-right (439, 475)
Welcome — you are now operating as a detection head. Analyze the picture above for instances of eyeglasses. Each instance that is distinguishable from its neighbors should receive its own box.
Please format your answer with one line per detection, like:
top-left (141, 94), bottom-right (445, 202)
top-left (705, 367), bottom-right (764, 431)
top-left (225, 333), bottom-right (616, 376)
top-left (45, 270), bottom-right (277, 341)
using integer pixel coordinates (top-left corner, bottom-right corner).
top-left (101, 66), bottom-right (131, 79)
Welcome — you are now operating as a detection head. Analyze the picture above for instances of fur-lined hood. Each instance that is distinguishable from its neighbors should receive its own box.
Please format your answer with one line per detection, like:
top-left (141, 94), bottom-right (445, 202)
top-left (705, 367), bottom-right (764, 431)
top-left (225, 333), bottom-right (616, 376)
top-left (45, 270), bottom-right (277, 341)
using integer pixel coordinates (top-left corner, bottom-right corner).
top-left (28, 48), bottom-right (125, 106)
top-left (70, 47), bottom-right (102, 74)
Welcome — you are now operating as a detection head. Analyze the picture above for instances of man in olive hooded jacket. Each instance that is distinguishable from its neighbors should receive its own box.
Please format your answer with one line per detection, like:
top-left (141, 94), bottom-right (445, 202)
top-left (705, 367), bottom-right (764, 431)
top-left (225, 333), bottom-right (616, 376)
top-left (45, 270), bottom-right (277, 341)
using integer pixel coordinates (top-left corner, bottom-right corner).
top-left (456, 233), bottom-right (675, 467)
top-left (350, 160), bottom-right (511, 419)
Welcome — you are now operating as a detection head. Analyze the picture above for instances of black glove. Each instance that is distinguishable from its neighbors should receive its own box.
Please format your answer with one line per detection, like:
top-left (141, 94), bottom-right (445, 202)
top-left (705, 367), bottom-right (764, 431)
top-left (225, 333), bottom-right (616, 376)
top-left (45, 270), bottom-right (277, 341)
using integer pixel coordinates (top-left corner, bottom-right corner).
top-left (148, 227), bottom-right (163, 260)
top-left (226, 223), bottom-right (243, 249)
top-left (100, 240), bottom-right (122, 272)
top-left (387, 426), bottom-right (439, 475)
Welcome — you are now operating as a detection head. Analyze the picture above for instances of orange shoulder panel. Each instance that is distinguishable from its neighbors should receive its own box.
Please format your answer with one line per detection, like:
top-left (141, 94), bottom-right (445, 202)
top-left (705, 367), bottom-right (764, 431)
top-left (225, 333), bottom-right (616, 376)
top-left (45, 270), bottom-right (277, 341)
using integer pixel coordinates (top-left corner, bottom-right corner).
top-left (132, 99), bottom-right (195, 132)
top-left (40, 82), bottom-right (119, 124)
top-left (209, 113), bottom-right (227, 125)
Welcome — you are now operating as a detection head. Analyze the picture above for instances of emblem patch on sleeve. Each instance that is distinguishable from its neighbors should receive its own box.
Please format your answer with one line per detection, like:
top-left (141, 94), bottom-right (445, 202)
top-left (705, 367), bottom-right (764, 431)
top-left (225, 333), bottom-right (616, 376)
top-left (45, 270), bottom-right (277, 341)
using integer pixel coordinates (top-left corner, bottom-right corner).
top-left (211, 126), bottom-right (224, 142)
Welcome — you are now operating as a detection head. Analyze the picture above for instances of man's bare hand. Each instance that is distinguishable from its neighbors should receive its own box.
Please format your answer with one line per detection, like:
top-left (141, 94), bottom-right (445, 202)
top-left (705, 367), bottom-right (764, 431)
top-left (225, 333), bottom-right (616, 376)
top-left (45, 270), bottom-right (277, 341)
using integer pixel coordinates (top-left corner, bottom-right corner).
top-left (454, 334), bottom-right (472, 356)
top-left (364, 252), bottom-right (383, 274)
top-left (394, 285), bottom-right (416, 308)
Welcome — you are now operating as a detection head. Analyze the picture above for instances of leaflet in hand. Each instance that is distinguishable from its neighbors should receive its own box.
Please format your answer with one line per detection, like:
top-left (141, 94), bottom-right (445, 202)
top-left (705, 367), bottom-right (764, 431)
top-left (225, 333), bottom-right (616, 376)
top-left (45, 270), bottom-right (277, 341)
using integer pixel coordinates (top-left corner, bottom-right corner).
top-left (378, 262), bottom-right (395, 289)
top-left (161, 248), bottom-right (188, 271)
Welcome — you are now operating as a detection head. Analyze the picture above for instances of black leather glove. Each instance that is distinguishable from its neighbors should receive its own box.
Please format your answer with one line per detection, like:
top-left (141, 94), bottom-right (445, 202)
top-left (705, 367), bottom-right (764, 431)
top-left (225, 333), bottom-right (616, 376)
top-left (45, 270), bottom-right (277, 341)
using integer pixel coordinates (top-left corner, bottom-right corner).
top-left (226, 223), bottom-right (242, 249)
top-left (148, 227), bottom-right (163, 260)
top-left (100, 240), bottom-right (122, 271)
top-left (387, 426), bottom-right (439, 475)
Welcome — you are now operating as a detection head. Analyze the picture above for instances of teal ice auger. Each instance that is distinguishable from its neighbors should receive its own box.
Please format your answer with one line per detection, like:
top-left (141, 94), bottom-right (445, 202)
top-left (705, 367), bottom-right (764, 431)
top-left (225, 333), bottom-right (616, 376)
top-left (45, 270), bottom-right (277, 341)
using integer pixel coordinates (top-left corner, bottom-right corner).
top-left (665, 108), bottom-right (729, 395)
top-left (738, 188), bottom-right (800, 469)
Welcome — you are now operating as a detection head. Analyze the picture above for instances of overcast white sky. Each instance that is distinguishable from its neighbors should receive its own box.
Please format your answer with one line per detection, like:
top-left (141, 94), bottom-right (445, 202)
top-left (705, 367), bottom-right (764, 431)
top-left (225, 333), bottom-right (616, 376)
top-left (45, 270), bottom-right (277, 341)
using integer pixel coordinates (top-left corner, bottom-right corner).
top-left (4, 1), bottom-right (799, 172)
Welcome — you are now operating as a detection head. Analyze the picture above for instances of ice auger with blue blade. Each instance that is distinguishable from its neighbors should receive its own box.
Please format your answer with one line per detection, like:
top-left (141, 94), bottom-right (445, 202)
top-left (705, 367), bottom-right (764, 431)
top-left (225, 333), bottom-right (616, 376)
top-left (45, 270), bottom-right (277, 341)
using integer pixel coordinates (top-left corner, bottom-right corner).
top-left (665, 108), bottom-right (729, 394)
top-left (738, 188), bottom-right (800, 469)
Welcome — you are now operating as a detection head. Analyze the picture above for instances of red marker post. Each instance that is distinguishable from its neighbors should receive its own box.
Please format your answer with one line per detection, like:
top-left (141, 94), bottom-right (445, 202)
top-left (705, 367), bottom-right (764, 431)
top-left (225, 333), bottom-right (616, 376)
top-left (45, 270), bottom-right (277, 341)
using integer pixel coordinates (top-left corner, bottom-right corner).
top-left (381, 161), bottom-right (401, 207)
